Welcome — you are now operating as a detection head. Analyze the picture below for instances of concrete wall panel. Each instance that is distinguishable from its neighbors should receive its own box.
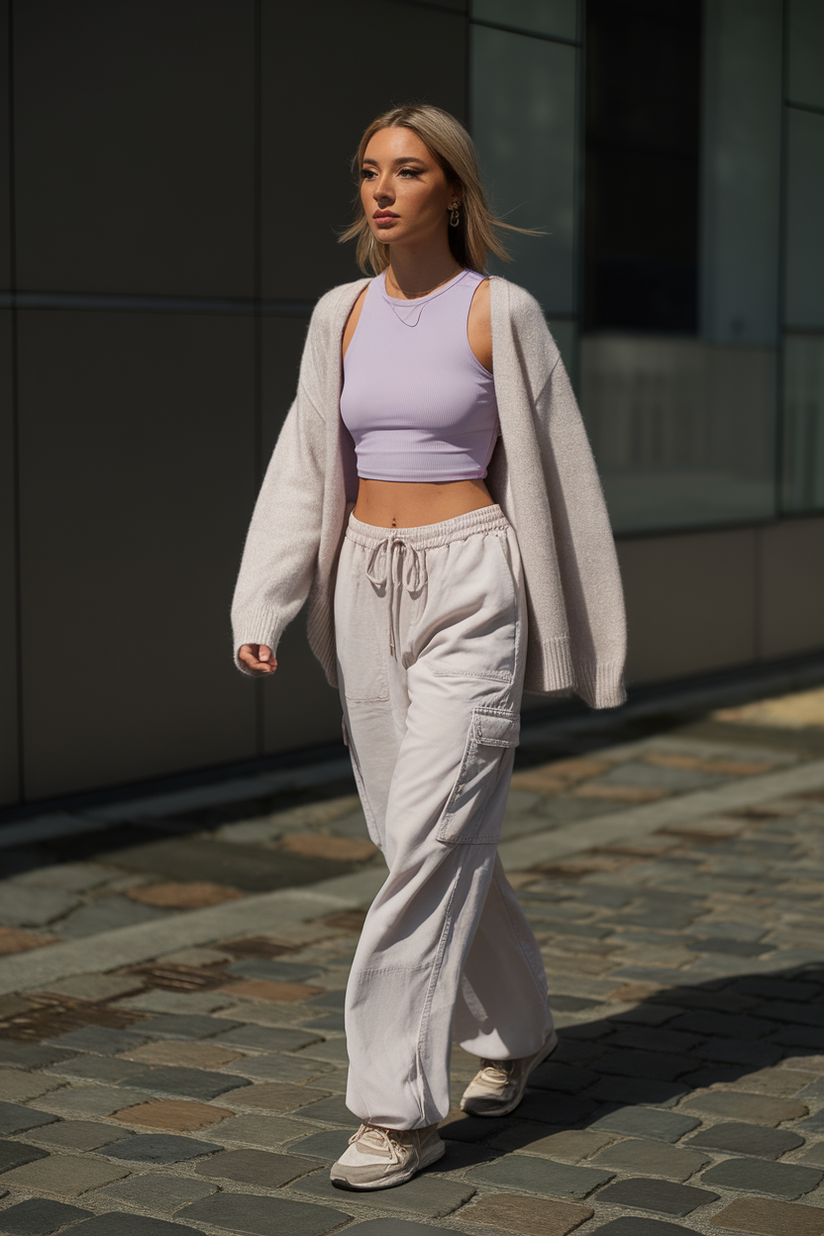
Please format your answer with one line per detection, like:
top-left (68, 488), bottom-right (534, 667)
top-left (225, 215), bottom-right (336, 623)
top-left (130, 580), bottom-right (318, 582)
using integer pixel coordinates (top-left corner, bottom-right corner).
top-left (261, 0), bottom-right (467, 302)
top-left (759, 516), bottom-right (824, 657)
top-left (0, 311), bottom-right (19, 806)
top-left (14, 0), bottom-right (255, 297)
top-left (0, 0), bottom-right (10, 291)
top-left (17, 309), bottom-right (257, 799)
top-left (617, 528), bottom-right (758, 684)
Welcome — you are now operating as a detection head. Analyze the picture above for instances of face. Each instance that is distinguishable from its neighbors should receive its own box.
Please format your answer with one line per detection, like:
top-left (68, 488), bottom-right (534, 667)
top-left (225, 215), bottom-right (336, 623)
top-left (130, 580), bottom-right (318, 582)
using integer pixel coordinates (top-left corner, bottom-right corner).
top-left (360, 126), bottom-right (457, 250)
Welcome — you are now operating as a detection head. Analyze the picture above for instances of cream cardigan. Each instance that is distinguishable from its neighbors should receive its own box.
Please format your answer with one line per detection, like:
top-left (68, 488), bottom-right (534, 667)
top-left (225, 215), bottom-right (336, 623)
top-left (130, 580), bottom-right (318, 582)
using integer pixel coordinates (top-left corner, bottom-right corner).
top-left (231, 275), bottom-right (627, 708)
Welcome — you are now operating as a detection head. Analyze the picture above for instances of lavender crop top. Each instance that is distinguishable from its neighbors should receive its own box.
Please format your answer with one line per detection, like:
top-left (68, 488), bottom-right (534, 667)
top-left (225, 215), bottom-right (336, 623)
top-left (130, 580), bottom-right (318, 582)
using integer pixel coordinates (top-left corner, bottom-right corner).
top-left (340, 268), bottom-right (499, 482)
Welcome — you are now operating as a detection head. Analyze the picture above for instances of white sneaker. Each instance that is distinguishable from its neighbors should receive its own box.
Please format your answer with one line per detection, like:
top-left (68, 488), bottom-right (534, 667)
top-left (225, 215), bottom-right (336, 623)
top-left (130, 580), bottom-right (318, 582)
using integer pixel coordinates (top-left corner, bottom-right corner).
top-left (459, 1028), bottom-right (558, 1117)
top-left (330, 1122), bottom-right (445, 1190)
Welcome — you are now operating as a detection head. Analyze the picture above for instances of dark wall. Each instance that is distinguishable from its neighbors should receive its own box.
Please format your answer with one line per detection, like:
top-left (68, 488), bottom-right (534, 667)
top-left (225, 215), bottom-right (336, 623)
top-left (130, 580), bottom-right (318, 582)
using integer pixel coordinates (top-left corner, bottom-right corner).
top-left (2, 0), bottom-right (468, 806)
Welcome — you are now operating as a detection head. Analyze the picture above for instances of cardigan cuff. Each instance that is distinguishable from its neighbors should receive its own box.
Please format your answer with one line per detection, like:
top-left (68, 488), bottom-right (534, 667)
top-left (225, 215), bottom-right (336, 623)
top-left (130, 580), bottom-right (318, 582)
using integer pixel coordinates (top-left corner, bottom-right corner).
top-left (232, 604), bottom-right (287, 676)
top-left (575, 660), bottom-right (627, 710)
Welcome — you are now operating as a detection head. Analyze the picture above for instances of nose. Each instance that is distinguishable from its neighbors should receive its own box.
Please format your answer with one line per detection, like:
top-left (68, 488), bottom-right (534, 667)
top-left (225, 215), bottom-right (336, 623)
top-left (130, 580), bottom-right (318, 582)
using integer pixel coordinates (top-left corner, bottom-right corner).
top-left (372, 171), bottom-right (394, 206)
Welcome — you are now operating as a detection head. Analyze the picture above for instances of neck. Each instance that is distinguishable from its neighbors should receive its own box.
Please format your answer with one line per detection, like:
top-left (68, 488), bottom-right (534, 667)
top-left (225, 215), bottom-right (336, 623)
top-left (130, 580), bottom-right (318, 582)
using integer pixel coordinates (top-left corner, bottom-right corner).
top-left (385, 242), bottom-right (461, 300)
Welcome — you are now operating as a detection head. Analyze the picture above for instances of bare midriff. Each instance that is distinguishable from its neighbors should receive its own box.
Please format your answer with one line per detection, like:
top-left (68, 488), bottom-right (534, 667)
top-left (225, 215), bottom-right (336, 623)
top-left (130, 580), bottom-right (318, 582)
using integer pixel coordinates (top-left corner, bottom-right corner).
top-left (353, 477), bottom-right (495, 529)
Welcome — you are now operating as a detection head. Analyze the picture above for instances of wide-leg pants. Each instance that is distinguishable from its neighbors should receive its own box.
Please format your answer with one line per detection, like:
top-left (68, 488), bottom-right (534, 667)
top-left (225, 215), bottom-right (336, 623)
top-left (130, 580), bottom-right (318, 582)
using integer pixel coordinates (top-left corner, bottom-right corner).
top-left (335, 506), bottom-right (553, 1130)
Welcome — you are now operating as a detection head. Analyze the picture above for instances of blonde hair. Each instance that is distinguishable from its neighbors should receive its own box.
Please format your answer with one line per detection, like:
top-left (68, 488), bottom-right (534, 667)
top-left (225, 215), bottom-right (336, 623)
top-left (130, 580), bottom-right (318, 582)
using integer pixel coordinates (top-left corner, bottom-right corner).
top-left (340, 103), bottom-right (534, 276)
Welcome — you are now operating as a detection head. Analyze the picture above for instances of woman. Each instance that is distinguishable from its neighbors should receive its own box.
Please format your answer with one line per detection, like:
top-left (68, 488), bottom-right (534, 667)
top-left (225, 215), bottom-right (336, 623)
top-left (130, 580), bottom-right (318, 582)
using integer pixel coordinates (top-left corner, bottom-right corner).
top-left (232, 104), bottom-right (626, 1190)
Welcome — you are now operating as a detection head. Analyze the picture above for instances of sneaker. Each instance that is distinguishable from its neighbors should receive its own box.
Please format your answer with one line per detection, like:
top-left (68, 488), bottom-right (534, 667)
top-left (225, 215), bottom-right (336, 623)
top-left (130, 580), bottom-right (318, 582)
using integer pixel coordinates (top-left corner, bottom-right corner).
top-left (459, 1028), bottom-right (558, 1117)
top-left (330, 1122), bottom-right (445, 1190)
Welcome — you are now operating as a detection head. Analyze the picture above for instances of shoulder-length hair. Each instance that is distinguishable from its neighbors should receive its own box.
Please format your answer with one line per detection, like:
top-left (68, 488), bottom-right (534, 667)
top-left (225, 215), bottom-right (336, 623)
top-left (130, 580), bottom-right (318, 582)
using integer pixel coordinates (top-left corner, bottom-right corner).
top-left (340, 103), bottom-right (533, 276)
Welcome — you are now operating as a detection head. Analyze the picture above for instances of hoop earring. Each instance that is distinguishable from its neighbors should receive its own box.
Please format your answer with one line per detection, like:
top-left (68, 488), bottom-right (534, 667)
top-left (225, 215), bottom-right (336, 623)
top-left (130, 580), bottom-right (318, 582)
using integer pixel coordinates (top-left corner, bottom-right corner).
top-left (449, 201), bottom-right (461, 228)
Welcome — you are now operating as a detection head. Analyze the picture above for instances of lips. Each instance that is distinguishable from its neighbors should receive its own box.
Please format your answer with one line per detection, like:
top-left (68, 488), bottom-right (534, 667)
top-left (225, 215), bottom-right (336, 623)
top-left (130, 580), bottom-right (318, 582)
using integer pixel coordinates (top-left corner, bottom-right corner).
top-left (373, 212), bottom-right (398, 220)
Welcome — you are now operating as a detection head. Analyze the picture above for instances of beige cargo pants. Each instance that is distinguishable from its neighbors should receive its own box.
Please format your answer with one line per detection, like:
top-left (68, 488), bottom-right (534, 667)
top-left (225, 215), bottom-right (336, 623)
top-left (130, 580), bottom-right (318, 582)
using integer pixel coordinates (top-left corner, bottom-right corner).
top-left (335, 507), bottom-right (553, 1130)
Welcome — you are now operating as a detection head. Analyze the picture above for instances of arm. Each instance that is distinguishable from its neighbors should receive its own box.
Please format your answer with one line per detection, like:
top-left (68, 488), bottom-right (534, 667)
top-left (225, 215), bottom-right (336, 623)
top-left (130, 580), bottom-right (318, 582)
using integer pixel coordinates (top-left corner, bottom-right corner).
top-left (534, 347), bottom-right (627, 708)
top-left (231, 381), bottom-right (327, 676)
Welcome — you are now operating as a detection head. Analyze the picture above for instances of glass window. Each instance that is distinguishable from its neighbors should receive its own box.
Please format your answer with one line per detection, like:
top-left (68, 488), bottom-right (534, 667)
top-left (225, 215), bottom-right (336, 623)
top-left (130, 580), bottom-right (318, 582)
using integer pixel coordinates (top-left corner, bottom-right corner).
top-left (789, 0), bottom-right (824, 110)
top-left (700, 0), bottom-right (782, 346)
top-left (782, 334), bottom-right (824, 512)
top-left (785, 109), bottom-right (824, 330)
top-left (584, 0), bottom-right (701, 333)
top-left (580, 336), bottom-right (777, 533)
top-left (471, 0), bottom-right (577, 41)
top-left (471, 24), bottom-right (577, 315)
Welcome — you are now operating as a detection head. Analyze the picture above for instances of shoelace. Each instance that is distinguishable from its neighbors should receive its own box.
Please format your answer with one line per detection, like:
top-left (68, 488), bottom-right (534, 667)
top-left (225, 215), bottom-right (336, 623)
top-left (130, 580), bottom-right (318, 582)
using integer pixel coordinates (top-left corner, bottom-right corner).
top-left (349, 1123), bottom-right (415, 1159)
top-left (478, 1059), bottom-right (516, 1085)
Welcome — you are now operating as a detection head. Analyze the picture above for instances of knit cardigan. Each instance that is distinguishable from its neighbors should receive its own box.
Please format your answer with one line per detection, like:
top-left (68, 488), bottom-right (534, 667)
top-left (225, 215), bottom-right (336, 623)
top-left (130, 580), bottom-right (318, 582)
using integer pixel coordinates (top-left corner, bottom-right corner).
top-left (231, 274), bottom-right (627, 709)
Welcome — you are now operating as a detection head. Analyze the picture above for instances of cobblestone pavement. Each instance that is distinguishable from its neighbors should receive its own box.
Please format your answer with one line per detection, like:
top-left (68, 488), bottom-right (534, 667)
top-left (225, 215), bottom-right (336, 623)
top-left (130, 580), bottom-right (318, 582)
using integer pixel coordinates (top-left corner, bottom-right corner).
top-left (1, 702), bottom-right (824, 1234)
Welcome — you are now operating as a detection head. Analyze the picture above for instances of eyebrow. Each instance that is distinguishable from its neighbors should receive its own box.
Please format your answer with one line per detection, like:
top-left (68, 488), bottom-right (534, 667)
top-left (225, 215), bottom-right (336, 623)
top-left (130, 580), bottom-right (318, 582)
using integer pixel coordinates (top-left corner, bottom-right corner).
top-left (362, 156), bottom-right (427, 167)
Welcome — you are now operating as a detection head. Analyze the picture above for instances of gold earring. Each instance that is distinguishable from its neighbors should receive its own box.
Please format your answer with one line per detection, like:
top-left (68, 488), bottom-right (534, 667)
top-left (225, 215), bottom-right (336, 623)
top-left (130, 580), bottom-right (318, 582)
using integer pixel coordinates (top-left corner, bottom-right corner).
top-left (449, 201), bottom-right (461, 228)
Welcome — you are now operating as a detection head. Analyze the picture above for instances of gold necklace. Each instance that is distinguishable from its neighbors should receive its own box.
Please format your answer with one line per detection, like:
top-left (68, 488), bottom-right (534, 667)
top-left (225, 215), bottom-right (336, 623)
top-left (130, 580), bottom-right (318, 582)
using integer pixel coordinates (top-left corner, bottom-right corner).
top-left (385, 265), bottom-right (462, 301)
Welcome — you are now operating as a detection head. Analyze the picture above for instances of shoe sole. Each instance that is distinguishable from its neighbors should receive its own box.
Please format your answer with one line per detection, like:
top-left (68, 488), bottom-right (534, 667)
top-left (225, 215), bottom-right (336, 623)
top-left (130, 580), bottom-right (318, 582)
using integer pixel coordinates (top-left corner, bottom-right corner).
top-left (330, 1137), bottom-right (446, 1191)
top-left (460, 1028), bottom-right (559, 1118)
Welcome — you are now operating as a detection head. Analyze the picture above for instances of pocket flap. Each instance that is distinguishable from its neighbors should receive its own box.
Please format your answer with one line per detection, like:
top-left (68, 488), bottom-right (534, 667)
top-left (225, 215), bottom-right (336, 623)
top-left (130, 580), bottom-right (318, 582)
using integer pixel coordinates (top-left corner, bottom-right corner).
top-left (474, 708), bottom-right (520, 748)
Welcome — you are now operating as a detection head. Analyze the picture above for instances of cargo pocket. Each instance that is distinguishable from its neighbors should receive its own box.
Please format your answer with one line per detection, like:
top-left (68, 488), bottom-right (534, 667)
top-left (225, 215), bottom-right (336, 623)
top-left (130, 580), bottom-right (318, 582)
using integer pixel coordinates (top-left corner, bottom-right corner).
top-left (341, 715), bottom-right (381, 848)
top-left (436, 706), bottom-right (520, 845)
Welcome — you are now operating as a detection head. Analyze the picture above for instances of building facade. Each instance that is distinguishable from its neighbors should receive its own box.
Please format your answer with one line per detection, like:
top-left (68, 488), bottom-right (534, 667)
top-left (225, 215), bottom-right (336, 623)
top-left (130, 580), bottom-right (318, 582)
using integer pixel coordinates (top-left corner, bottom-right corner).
top-left (2, 0), bottom-right (823, 808)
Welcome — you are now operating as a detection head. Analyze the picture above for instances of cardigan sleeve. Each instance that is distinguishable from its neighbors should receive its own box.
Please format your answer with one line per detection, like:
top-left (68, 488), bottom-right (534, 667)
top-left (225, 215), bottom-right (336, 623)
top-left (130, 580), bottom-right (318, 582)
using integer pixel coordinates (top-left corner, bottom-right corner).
top-left (535, 349), bottom-right (627, 708)
top-left (230, 378), bottom-right (327, 675)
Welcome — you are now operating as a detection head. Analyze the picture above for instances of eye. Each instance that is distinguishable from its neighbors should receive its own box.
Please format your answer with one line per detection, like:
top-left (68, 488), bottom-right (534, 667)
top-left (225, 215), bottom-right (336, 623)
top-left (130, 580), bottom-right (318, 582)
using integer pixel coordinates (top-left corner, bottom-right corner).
top-left (399, 168), bottom-right (420, 178)
top-left (360, 168), bottom-right (377, 181)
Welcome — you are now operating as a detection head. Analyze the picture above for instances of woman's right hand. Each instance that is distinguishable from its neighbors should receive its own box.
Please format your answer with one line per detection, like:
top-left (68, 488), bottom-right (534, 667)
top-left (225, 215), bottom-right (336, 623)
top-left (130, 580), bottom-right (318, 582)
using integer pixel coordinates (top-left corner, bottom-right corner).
top-left (238, 644), bottom-right (277, 675)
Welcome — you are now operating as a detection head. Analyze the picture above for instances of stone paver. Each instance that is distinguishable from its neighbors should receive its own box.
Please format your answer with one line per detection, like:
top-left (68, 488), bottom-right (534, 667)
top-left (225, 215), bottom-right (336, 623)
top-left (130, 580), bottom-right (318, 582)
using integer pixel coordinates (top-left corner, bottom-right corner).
top-left (217, 1081), bottom-right (330, 1111)
top-left (30, 1084), bottom-right (154, 1117)
top-left (588, 1105), bottom-right (700, 1143)
top-left (45, 1027), bottom-right (149, 1056)
top-left (490, 1127), bottom-right (614, 1159)
top-left (210, 1024), bottom-right (323, 1053)
top-left (0, 886), bottom-right (80, 929)
top-left (708, 1196), bottom-right (824, 1234)
top-left (680, 1089), bottom-right (807, 1124)
top-left (596, 1176), bottom-right (720, 1216)
top-left (31, 1119), bottom-right (131, 1151)
top-left (0, 1153), bottom-right (131, 1196)
top-left (57, 1217), bottom-right (205, 1235)
top-left (290, 1167), bottom-right (476, 1217)
top-left (448, 1192), bottom-right (594, 1234)
top-left (0, 1102), bottom-right (58, 1135)
top-left (335, 1224), bottom-right (457, 1236)
top-left (119, 1039), bottom-right (244, 1069)
top-left (57, 897), bottom-right (169, 938)
top-left (132, 1012), bottom-right (241, 1039)
top-left (177, 1192), bottom-right (353, 1235)
top-left (591, 1137), bottom-right (710, 1180)
top-left (94, 1173), bottom-right (217, 1213)
top-left (45, 1053), bottom-right (148, 1084)
top-left (116, 1066), bottom-right (250, 1100)
top-left (591, 1221), bottom-right (702, 1234)
top-left (701, 1157), bottom-right (824, 1197)
top-left (194, 1146), bottom-right (316, 1186)
top-left (0, 1070), bottom-right (61, 1104)
top-left (0, 1198), bottom-right (92, 1234)
top-left (111, 1098), bottom-right (232, 1130)
top-left (467, 1153), bottom-right (613, 1198)
top-left (1, 711), bottom-right (824, 1234)
top-left (0, 1138), bottom-right (49, 1173)
top-left (687, 1119), bottom-right (805, 1158)
top-left (103, 1132), bottom-right (220, 1163)
top-left (203, 1112), bottom-right (316, 1146)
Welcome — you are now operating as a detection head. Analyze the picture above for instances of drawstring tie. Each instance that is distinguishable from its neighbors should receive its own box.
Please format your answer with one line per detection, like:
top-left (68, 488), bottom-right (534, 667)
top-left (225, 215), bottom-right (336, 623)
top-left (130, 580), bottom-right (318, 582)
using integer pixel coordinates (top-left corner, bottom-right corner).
top-left (365, 535), bottom-right (427, 657)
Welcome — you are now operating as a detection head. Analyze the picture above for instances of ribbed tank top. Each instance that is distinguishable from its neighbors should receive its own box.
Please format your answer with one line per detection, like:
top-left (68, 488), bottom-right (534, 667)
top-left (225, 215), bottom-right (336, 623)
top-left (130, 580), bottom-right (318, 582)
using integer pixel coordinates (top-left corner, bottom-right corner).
top-left (340, 268), bottom-right (499, 483)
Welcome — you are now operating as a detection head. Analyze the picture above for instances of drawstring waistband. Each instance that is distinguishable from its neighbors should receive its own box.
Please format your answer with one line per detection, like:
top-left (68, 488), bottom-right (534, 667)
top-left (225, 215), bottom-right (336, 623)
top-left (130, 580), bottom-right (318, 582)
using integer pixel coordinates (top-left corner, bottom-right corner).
top-left (365, 537), bottom-right (425, 657)
top-left (346, 505), bottom-right (511, 659)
